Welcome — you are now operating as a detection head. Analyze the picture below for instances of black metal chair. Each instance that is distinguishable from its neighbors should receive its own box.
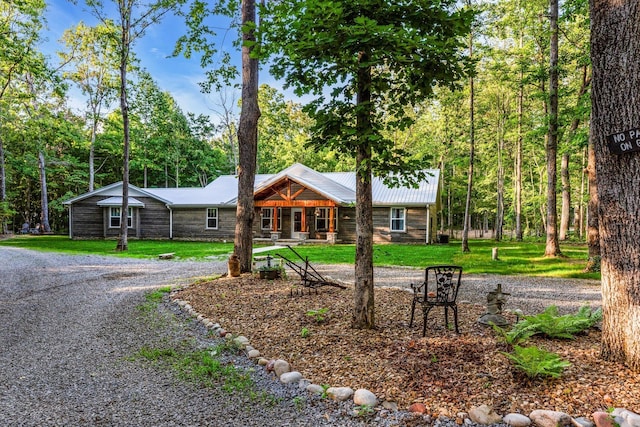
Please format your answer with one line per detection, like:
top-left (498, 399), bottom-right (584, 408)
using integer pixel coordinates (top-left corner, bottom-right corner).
top-left (409, 265), bottom-right (463, 336)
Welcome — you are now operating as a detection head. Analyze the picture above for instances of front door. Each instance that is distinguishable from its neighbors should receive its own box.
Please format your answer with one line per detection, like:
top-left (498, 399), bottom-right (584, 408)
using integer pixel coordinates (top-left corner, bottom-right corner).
top-left (291, 208), bottom-right (303, 239)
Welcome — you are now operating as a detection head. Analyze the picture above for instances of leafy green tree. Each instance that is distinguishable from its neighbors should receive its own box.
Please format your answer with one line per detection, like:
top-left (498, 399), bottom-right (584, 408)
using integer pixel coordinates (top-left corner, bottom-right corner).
top-left (261, 0), bottom-right (473, 328)
top-left (58, 21), bottom-right (120, 192)
top-left (82, 0), bottom-right (183, 251)
top-left (256, 84), bottom-right (348, 173)
top-left (0, 0), bottom-right (47, 233)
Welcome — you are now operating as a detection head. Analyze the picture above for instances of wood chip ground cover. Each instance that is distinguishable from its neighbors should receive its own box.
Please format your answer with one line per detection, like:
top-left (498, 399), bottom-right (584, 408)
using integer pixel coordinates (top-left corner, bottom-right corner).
top-left (176, 275), bottom-right (639, 418)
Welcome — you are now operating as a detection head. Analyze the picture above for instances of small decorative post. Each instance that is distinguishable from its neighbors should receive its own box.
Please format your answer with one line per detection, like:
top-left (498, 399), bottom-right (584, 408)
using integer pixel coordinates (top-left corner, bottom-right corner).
top-left (228, 253), bottom-right (241, 277)
top-left (478, 283), bottom-right (510, 326)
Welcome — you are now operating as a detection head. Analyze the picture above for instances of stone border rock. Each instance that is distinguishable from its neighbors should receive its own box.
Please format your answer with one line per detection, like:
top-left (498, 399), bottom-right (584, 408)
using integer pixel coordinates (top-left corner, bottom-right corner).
top-left (170, 288), bottom-right (639, 427)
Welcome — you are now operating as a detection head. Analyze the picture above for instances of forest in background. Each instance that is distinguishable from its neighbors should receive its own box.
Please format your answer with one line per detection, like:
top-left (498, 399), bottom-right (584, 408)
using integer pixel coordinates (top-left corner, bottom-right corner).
top-left (1, 0), bottom-right (589, 239)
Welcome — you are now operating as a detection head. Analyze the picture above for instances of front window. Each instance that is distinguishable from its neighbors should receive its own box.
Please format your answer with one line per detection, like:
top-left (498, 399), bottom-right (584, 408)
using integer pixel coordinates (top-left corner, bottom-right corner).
top-left (261, 208), bottom-right (282, 230)
top-left (206, 208), bottom-right (218, 229)
top-left (109, 207), bottom-right (132, 228)
top-left (390, 207), bottom-right (406, 232)
top-left (315, 207), bottom-right (336, 231)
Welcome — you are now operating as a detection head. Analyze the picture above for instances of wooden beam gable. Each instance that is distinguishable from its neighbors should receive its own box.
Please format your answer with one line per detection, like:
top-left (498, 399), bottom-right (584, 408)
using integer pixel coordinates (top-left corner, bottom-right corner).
top-left (254, 177), bottom-right (338, 207)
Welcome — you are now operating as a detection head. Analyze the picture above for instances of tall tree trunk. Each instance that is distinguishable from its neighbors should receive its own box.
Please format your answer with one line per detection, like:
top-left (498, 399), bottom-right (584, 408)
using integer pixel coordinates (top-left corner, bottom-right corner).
top-left (439, 155), bottom-right (445, 234)
top-left (544, 0), bottom-right (562, 257)
top-left (1, 137), bottom-right (7, 234)
top-left (559, 152), bottom-right (571, 240)
top-left (591, 0), bottom-right (640, 371)
top-left (515, 67), bottom-right (524, 241)
top-left (462, 24), bottom-right (474, 253)
top-left (234, 0), bottom-right (260, 273)
top-left (38, 151), bottom-right (51, 232)
top-left (89, 112), bottom-right (98, 192)
top-left (352, 51), bottom-right (375, 329)
top-left (116, 15), bottom-right (131, 252)
top-left (165, 163), bottom-right (169, 188)
top-left (447, 169), bottom-right (453, 237)
top-left (561, 64), bottom-right (591, 241)
top-left (585, 141), bottom-right (600, 271)
top-left (175, 159), bottom-right (179, 188)
top-left (576, 148), bottom-right (586, 240)
top-left (495, 120), bottom-right (504, 242)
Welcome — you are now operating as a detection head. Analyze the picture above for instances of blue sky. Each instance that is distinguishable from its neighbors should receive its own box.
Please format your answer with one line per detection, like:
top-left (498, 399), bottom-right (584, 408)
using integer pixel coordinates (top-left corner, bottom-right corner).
top-left (41, 0), bottom-right (287, 122)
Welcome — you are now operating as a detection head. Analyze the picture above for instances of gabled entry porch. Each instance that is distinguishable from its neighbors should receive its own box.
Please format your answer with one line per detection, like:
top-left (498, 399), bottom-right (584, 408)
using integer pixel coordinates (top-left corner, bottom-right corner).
top-left (253, 175), bottom-right (341, 244)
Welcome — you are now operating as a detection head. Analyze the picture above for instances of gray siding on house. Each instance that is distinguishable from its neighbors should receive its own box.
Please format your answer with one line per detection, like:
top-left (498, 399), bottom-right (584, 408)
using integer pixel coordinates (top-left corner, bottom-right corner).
top-left (337, 206), bottom-right (432, 244)
top-left (336, 207), bottom-right (356, 242)
top-left (70, 195), bottom-right (169, 239)
top-left (137, 198), bottom-right (170, 238)
top-left (374, 207), bottom-right (428, 244)
top-left (172, 207), bottom-right (236, 240)
top-left (70, 196), bottom-right (106, 238)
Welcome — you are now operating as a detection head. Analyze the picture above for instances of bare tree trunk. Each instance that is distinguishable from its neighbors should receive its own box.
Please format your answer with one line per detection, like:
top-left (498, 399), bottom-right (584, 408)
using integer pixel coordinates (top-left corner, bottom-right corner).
top-left (576, 147), bottom-right (587, 239)
top-left (234, 0), bottom-right (260, 272)
top-left (495, 120), bottom-right (504, 242)
top-left (515, 72), bottom-right (524, 241)
top-left (89, 111), bottom-right (98, 192)
top-left (38, 151), bottom-right (51, 232)
top-left (175, 159), bottom-right (179, 188)
top-left (352, 51), bottom-right (375, 329)
top-left (438, 155), bottom-right (445, 234)
top-left (116, 14), bottom-right (131, 252)
top-left (544, 0), bottom-right (562, 257)
top-left (1, 137), bottom-right (7, 234)
top-left (559, 152), bottom-right (571, 240)
top-left (448, 164), bottom-right (453, 237)
top-left (561, 64), bottom-right (590, 241)
top-left (462, 26), bottom-right (474, 253)
top-left (591, 0), bottom-right (640, 370)
top-left (165, 163), bottom-right (169, 188)
top-left (215, 91), bottom-right (239, 173)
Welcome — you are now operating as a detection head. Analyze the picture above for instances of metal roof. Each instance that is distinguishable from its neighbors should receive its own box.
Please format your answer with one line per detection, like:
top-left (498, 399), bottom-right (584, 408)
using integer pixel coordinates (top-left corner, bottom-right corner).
top-left (323, 169), bottom-right (440, 206)
top-left (64, 164), bottom-right (439, 208)
top-left (254, 163), bottom-right (355, 204)
top-left (96, 197), bottom-right (145, 207)
top-left (62, 182), bottom-right (172, 205)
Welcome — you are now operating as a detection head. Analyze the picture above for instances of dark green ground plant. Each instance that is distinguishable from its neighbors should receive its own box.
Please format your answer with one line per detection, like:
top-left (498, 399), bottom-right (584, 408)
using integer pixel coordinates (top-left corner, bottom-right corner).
top-left (502, 345), bottom-right (571, 379)
top-left (501, 305), bottom-right (602, 343)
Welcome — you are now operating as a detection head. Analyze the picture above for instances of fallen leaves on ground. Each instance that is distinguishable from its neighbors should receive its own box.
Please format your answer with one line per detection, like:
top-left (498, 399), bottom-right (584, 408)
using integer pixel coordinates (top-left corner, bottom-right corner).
top-left (175, 275), bottom-right (639, 418)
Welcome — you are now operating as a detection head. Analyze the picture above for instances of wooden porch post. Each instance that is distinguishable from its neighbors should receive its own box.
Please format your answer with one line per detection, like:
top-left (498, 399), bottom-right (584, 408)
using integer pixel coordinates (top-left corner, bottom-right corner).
top-left (301, 208), bottom-right (307, 232)
top-left (329, 207), bottom-right (335, 232)
top-left (272, 207), bottom-right (278, 231)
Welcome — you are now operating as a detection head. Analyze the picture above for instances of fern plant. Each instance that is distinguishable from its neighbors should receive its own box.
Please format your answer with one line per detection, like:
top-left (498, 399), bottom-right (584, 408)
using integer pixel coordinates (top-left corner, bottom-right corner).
top-left (502, 345), bottom-right (571, 379)
top-left (496, 305), bottom-right (601, 344)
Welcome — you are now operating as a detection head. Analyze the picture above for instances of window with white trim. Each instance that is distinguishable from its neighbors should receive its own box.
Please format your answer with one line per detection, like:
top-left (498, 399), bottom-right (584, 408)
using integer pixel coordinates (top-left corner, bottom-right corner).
top-left (315, 207), bottom-right (336, 231)
top-left (390, 207), bottom-right (406, 232)
top-left (261, 208), bottom-right (282, 230)
top-left (109, 207), bottom-right (132, 228)
top-left (206, 208), bottom-right (218, 229)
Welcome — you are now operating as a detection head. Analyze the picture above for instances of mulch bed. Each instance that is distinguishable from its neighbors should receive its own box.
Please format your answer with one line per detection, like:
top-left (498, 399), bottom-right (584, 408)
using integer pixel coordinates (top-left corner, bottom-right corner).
top-left (175, 274), bottom-right (639, 418)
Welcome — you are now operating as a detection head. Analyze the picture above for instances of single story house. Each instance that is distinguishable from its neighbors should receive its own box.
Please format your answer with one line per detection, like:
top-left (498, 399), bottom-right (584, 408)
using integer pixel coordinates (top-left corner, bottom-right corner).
top-left (63, 163), bottom-right (441, 244)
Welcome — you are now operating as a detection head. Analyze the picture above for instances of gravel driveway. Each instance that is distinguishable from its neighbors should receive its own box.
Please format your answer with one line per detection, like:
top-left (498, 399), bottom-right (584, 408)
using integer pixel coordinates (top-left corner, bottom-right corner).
top-left (0, 246), bottom-right (602, 426)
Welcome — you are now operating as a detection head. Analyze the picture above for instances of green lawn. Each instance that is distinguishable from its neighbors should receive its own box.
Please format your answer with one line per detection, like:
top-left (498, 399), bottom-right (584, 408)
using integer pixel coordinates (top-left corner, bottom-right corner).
top-left (0, 235), bottom-right (235, 261)
top-left (0, 235), bottom-right (599, 280)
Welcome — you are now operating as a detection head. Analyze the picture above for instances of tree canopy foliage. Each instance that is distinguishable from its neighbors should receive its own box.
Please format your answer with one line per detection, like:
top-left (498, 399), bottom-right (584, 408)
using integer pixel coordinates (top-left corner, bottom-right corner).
top-left (1, 0), bottom-right (593, 249)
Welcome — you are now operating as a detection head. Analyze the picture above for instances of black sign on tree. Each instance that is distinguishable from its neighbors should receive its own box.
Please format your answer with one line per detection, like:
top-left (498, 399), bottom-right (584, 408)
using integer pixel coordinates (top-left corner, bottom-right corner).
top-left (607, 128), bottom-right (640, 154)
